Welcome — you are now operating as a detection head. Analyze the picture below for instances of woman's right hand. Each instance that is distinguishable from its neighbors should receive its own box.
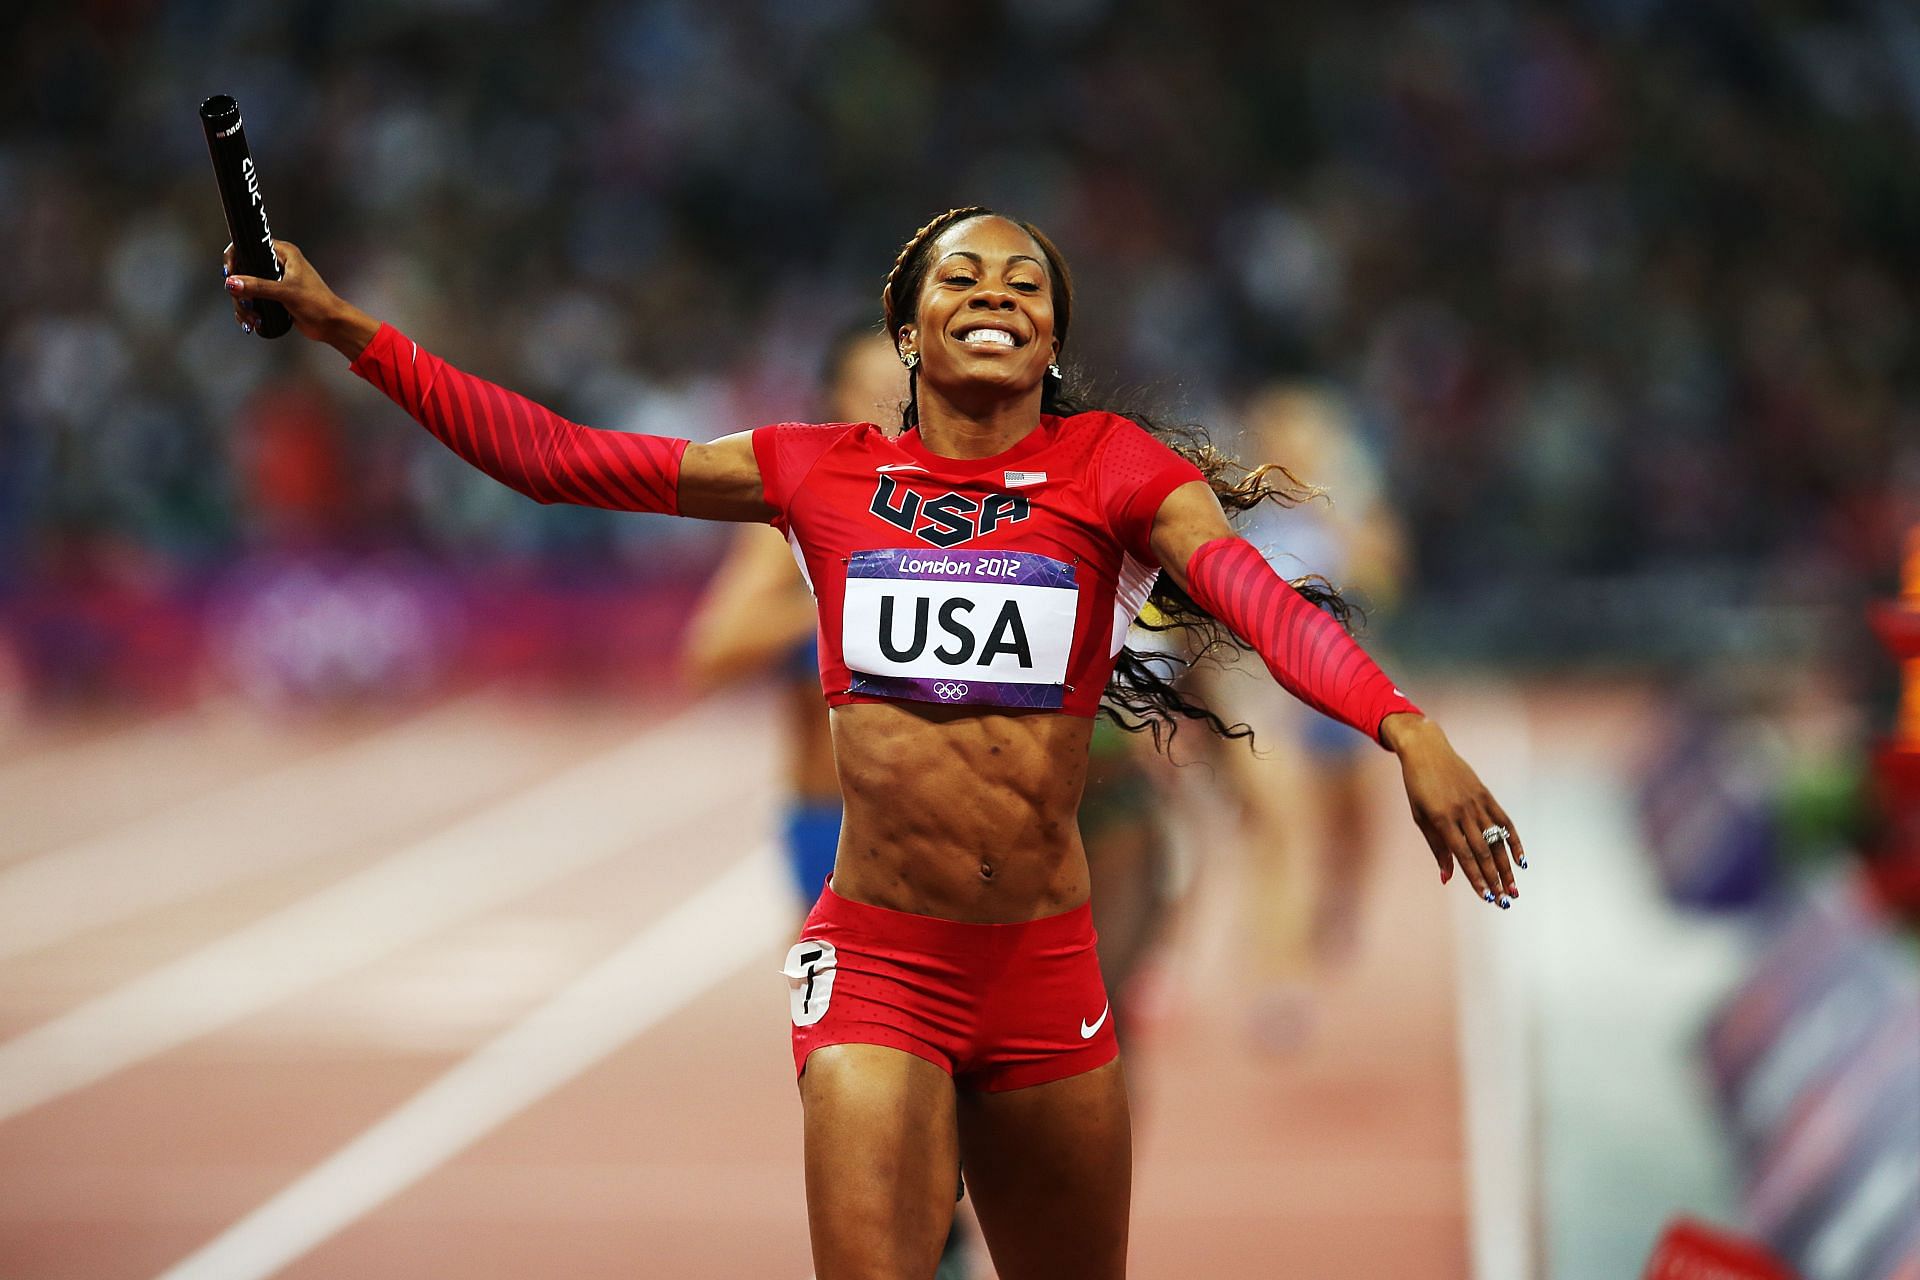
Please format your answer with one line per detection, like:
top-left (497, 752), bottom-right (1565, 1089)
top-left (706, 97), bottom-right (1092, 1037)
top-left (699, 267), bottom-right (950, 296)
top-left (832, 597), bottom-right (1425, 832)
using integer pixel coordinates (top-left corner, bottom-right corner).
top-left (223, 240), bottom-right (379, 361)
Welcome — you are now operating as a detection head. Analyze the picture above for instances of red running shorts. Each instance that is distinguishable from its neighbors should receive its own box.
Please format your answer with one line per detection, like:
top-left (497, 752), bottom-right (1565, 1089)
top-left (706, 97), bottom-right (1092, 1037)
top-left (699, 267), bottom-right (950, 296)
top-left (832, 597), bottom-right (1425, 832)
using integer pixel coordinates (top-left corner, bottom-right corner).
top-left (784, 882), bottom-right (1119, 1092)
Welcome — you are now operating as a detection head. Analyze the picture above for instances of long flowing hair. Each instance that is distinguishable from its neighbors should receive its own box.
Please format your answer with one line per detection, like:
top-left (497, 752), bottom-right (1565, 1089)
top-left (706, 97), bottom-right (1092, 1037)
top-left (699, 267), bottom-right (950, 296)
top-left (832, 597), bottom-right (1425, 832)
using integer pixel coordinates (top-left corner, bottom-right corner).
top-left (881, 207), bottom-right (1354, 748)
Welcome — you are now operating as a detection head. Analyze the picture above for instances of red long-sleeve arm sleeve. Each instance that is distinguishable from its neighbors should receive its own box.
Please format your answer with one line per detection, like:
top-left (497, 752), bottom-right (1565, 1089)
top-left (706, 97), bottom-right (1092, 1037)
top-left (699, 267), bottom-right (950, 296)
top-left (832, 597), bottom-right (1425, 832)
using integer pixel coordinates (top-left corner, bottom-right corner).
top-left (349, 323), bottom-right (686, 513)
top-left (1184, 536), bottom-right (1421, 746)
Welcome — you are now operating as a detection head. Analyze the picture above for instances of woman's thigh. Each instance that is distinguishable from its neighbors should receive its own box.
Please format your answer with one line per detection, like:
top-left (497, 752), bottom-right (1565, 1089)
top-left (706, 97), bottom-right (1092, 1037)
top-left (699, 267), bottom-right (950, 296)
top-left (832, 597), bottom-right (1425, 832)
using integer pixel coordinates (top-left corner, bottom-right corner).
top-left (800, 1042), bottom-right (961, 1280)
top-left (956, 1058), bottom-right (1132, 1280)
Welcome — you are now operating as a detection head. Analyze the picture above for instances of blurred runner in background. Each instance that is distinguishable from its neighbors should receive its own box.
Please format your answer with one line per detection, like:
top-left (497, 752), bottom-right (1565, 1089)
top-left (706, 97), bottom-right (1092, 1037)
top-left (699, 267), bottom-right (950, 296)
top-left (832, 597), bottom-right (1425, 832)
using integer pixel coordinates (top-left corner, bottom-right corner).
top-left (1200, 384), bottom-right (1412, 1052)
top-left (1079, 714), bottom-right (1178, 1052)
top-left (682, 324), bottom-right (907, 912)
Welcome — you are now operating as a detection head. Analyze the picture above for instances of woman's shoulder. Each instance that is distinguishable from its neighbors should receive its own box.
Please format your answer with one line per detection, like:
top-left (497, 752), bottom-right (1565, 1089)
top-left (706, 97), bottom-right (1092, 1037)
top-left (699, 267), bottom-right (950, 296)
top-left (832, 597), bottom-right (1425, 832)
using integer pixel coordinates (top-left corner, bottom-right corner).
top-left (756, 419), bottom-right (887, 443)
top-left (755, 419), bottom-right (892, 462)
top-left (1043, 409), bottom-right (1157, 470)
top-left (1047, 410), bottom-right (1188, 471)
top-left (755, 421), bottom-right (893, 509)
top-left (1051, 408), bottom-right (1139, 438)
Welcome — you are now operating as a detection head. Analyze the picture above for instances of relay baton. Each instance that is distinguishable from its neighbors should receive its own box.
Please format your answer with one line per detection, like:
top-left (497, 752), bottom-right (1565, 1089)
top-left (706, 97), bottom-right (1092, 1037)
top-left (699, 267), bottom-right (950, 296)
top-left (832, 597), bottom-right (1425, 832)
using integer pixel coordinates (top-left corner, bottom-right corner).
top-left (199, 94), bottom-right (292, 338)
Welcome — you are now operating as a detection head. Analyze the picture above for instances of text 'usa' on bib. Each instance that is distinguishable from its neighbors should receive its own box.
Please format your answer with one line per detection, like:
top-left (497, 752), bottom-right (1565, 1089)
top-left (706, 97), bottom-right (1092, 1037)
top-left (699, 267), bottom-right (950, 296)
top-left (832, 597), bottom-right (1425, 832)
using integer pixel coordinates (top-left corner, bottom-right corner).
top-left (842, 548), bottom-right (1079, 709)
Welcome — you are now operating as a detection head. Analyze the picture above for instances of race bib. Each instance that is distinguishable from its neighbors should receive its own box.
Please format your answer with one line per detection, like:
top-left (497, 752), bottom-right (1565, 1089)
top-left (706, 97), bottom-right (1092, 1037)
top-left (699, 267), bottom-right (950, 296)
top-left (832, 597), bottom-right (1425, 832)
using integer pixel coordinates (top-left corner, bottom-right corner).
top-left (843, 548), bottom-right (1078, 709)
top-left (782, 939), bottom-right (836, 1027)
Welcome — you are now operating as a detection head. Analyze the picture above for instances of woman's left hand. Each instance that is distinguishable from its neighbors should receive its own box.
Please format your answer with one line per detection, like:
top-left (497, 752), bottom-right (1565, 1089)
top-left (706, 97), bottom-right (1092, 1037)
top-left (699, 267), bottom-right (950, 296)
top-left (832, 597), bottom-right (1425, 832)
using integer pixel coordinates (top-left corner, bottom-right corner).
top-left (1380, 712), bottom-right (1526, 907)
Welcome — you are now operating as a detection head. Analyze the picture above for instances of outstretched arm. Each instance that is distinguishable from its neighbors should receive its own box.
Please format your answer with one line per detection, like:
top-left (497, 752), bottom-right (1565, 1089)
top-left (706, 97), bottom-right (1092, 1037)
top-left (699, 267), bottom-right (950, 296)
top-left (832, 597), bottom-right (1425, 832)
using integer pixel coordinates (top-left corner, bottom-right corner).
top-left (1148, 480), bottom-right (1526, 906)
top-left (223, 242), bottom-right (770, 522)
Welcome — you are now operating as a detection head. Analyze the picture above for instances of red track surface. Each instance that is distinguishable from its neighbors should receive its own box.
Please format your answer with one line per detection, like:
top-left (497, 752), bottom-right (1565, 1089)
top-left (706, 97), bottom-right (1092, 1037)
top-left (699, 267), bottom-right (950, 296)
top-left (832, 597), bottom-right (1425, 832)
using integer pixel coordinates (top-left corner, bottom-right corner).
top-left (0, 690), bottom-right (1470, 1278)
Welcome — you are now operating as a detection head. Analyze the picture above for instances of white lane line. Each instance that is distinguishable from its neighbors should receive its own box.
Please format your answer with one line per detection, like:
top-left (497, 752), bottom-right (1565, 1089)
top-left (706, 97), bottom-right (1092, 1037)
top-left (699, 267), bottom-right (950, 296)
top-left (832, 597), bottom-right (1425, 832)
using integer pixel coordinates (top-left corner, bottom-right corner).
top-left (0, 694), bottom-right (496, 963)
top-left (152, 844), bottom-right (788, 1280)
top-left (0, 707), bottom-right (737, 1122)
top-left (9, 1158), bottom-right (810, 1223)
top-left (1441, 685), bottom-right (1539, 1280)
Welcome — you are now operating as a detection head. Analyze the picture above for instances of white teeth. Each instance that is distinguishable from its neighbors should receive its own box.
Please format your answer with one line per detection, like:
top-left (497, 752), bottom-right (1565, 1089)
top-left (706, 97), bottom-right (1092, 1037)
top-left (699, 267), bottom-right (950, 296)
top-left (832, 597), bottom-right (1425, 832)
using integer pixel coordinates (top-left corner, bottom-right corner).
top-left (961, 328), bottom-right (1015, 347)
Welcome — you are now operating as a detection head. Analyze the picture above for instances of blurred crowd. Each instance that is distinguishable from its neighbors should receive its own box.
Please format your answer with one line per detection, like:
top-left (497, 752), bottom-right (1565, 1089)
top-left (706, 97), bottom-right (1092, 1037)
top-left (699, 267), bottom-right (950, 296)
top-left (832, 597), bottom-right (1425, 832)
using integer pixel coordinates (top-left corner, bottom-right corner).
top-left (3, 0), bottom-right (1919, 670)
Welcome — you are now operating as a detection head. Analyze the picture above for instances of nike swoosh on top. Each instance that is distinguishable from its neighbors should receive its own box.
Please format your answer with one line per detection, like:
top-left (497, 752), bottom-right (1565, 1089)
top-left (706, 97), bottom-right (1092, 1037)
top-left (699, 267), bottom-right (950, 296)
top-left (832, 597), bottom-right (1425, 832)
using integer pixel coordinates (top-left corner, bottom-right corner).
top-left (875, 463), bottom-right (928, 473)
top-left (1079, 1003), bottom-right (1110, 1039)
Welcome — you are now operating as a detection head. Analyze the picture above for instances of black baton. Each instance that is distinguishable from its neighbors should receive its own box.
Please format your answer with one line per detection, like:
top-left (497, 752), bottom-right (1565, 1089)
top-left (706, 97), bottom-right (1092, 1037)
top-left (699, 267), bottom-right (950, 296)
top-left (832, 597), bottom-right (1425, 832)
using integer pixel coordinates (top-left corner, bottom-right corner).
top-left (199, 94), bottom-right (292, 339)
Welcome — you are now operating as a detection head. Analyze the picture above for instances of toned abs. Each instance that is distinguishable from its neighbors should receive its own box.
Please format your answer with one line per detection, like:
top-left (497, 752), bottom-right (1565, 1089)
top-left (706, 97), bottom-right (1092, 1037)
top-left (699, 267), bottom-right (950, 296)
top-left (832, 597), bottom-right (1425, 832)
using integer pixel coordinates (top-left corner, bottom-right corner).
top-left (828, 702), bottom-right (1093, 922)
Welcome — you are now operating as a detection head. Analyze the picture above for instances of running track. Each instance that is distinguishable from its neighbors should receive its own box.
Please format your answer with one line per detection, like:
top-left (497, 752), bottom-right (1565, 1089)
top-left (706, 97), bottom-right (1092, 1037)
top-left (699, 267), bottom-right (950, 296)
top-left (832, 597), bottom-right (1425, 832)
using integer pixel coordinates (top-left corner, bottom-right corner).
top-left (0, 681), bottom-right (1572, 1277)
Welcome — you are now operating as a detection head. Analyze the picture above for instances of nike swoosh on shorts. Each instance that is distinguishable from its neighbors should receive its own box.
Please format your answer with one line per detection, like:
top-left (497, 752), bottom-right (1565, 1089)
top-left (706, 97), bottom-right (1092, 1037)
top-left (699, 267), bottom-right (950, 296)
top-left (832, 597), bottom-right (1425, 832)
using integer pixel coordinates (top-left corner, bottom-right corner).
top-left (1080, 1003), bottom-right (1110, 1039)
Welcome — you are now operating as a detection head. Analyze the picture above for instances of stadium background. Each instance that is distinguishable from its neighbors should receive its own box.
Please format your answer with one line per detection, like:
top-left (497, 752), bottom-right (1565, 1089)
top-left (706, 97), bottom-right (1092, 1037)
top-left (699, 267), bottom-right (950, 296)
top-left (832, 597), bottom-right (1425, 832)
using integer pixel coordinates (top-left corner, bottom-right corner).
top-left (1, 2), bottom-right (1916, 1278)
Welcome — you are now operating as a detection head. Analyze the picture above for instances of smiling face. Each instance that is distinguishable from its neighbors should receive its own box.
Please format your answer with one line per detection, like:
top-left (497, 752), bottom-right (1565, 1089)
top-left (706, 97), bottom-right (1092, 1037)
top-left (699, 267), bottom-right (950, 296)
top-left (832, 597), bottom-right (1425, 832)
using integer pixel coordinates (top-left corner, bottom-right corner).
top-left (896, 215), bottom-right (1060, 409)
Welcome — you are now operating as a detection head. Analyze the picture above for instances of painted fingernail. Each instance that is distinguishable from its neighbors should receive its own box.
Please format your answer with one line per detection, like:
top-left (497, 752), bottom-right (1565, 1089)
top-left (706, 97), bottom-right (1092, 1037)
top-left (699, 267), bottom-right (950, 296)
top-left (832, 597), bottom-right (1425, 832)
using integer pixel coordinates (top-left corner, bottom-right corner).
top-left (222, 264), bottom-right (229, 277)
top-left (1441, 867), bottom-right (1451, 885)
top-left (1516, 855), bottom-right (1528, 870)
top-left (1498, 894), bottom-right (1512, 909)
top-left (241, 320), bottom-right (252, 333)
top-left (226, 277), bottom-right (241, 292)
top-left (1481, 890), bottom-right (1496, 904)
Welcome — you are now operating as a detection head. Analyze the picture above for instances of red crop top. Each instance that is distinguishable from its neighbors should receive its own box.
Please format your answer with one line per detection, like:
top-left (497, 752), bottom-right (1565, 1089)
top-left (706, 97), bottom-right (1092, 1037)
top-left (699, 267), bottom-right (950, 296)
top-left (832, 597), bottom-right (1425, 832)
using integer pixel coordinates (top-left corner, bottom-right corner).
top-left (753, 413), bottom-right (1202, 717)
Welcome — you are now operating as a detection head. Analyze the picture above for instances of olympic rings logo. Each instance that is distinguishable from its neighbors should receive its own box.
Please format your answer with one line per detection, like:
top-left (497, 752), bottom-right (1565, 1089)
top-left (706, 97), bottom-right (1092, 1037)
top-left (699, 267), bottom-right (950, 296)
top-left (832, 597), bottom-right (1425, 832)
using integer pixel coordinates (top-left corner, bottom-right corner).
top-left (933, 682), bottom-right (970, 701)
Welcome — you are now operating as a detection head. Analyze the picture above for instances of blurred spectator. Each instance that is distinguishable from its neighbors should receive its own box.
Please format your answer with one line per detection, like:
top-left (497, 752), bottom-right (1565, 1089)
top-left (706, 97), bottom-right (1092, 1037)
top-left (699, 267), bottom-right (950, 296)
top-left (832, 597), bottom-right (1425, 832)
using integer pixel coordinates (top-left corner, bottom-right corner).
top-left (3, 0), bottom-right (1917, 695)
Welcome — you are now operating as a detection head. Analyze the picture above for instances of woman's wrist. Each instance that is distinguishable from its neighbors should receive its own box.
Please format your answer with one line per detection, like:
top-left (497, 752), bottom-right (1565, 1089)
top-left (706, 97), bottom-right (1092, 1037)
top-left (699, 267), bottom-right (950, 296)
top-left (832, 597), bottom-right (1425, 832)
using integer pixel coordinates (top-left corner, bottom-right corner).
top-left (321, 302), bottom-right (381, 363)
top-left (1379, 710), bottom-right (1439, 754)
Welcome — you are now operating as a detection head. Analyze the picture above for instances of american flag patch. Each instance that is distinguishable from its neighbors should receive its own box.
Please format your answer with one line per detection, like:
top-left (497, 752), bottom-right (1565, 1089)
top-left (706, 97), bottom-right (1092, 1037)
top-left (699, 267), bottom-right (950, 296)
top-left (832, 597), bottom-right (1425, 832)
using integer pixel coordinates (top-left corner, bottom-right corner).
top-left (1003, 470), bottom-right (1047, 488)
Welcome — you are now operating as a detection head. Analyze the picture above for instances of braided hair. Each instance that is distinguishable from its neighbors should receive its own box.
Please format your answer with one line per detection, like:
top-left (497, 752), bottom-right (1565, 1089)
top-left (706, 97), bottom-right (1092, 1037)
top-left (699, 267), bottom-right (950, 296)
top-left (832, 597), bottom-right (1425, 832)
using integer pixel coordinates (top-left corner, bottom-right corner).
top-left (881, 207), bottom-right (1355, 749)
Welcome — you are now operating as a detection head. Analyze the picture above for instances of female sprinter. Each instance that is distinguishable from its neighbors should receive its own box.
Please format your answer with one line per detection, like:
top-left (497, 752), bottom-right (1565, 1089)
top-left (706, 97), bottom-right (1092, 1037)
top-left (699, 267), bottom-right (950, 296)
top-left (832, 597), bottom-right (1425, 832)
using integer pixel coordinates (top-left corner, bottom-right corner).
top-left (223, 206), bottom-right (1526, 1280)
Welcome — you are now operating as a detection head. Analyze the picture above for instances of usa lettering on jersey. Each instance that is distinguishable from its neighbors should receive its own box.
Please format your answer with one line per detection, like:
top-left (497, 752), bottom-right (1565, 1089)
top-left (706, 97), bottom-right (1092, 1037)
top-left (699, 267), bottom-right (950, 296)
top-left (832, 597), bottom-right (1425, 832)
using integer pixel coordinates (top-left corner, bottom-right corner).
top-left (868, 475), bottom-right (1031, 548)
top-left (842, 548), bottom-right (1077, 709)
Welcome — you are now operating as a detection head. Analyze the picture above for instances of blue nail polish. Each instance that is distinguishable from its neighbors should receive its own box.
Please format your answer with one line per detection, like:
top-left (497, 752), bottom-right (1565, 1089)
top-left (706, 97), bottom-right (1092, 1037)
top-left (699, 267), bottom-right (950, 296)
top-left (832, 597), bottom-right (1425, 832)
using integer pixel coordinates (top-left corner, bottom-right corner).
top-left (241, 321), bottom-right (252, 333)
top-left (1481, 890), bottom-right (1496, 904)
top-left (1498, 894), bottom-right (1512, 909)
top-left (1517, 855), bottom-right (1528, 870)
